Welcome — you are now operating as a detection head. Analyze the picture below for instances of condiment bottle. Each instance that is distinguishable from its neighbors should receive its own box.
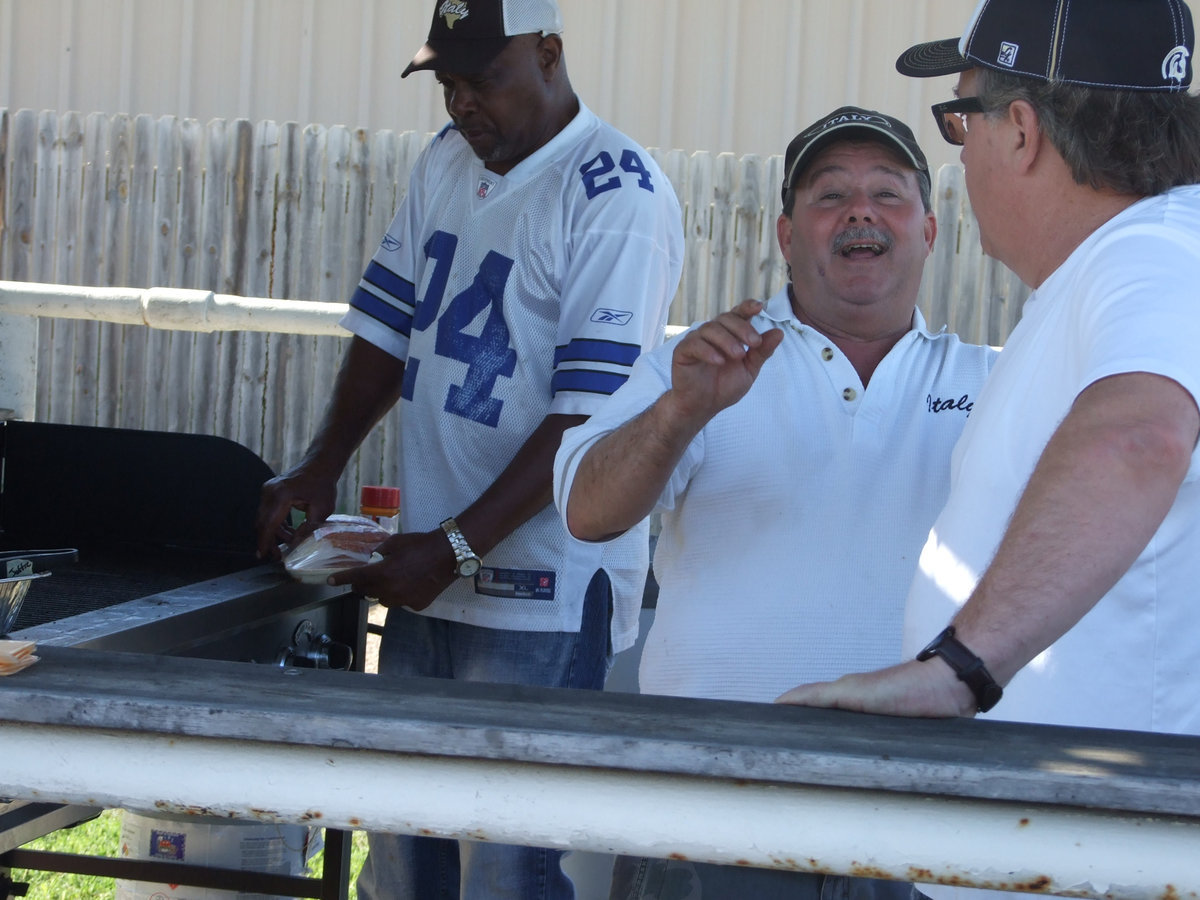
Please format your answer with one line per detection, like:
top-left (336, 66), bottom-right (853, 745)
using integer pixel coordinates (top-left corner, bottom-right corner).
top-left (359, 485), bottom-right (401, 534)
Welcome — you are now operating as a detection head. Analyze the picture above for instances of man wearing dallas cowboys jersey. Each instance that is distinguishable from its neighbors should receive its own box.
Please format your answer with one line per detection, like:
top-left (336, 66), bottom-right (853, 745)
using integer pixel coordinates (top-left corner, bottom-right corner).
top-left (256, 0), bottom-right (682, 897)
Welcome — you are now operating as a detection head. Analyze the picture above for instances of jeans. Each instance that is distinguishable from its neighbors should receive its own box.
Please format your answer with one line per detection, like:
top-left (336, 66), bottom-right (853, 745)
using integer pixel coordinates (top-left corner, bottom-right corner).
top-left (356, 568), bottom-right (613, 900)
top-left (609, 856), bottom-right (930, 900)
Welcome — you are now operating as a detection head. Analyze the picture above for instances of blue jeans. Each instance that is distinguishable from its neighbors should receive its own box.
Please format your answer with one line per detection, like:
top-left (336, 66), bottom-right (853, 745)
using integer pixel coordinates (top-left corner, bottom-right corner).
top-left (610, 857), bottom-right (929, 900)
top-left (356, 569), bottom-right (613, 900)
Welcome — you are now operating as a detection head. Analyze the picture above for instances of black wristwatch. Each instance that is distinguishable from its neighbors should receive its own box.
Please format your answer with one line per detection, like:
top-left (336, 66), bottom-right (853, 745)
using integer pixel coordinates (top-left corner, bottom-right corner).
top-left (916, 626), bottom-right (1003, 713)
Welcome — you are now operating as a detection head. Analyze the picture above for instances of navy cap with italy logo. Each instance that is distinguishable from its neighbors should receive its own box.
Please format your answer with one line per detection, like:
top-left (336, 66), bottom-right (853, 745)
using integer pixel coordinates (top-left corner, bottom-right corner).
top-left (402, 0), bottom-right (564, 78)
top-left (896, 0), bottom-right (1193, 91)
top-left (781, 106), bottom-right (931, 204)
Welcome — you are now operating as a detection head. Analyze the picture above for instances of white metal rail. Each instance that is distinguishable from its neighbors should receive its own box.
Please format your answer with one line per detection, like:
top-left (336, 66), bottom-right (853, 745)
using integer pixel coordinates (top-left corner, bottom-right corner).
top-left (0, 280), bottom-right (685, 420)
top-left (1, 647), bottom-right (1198, 900)
top-left (0, 280), bottom-right (352, 335)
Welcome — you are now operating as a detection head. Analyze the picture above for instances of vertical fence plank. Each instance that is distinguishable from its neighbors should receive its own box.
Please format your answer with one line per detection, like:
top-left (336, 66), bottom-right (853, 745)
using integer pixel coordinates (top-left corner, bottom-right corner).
top-left (682, 149), bottom-right (713, 325)
top-left (6, 109), bottom-right (37, 284)
top-left (32, 111), bottom-right (59, 284)
top-left (708, 152), bottom-right (739, 319)
top-left (118, 114), bottom-right (156, 430)
top-left (175, 118), bottom-right (205, 290)
top-left (50, 113), bottom-right (85, 285)
top-left (145, 114), bottom-right (182, 433)
top-left (920, 162), bottom-right (964, 333)
top-left (97, 113), bottom-right (134, 429)
top-left (316, 125), bottom-right (361, 512)
top-left (165, 116), bottom-right (205, 438)
top-left (732, 153), bottom-right (768, 305)
top-left (261, 120), bottom-right (305, 477)
top-left (287, 123), bottom-right (330, 478)
top-left (232, 118), bottom-right (278, 459)
top-left (32, 110), bottom-right (60, 423)
top-left (652, 147), bottom-right (689, 325)
top-left (759, 153), bottom-right (786, 300)
top-left (0, 110), bottom-right (9, 281)
top-left (191, 117), bottom-right (230, 436)
top-left (71, 111), bottom-right (113, 427)
top-left (209, 118), bottom-right (254, 447)
top-left (984, 260), bottom-right (1024, 348)
top-left (45, 111), bottom-right (84, 424)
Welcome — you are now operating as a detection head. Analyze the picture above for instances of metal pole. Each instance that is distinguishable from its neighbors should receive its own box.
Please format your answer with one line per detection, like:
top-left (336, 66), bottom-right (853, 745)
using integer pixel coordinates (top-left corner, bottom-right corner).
top-left (1, 721), bottom-right (1197, 900)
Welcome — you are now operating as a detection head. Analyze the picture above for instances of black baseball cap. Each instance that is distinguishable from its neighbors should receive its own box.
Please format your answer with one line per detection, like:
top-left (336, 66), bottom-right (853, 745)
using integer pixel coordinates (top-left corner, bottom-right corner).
top-left (896, 0), bottom-right (1194, 91)
top-left (781, 106), bottom-right (931, 203)
top-left (402, 0), bottom-right (564, 78)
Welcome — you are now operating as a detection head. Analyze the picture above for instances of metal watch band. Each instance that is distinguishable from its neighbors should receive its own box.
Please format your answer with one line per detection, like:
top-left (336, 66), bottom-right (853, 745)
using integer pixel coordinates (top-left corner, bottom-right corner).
top-left (916, 625), bottom-right (1003, 713)
top-left (439, 517), bottom-right (480, 577)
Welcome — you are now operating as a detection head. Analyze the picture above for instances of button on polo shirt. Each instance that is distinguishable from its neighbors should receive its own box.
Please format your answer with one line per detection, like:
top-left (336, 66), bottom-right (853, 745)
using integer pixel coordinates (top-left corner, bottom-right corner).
top-left (787, 322), bottom-right (869, 415)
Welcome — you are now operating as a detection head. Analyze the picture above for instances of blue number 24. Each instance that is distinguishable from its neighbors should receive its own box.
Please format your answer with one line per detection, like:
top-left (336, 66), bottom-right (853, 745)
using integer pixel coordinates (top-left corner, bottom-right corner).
top-left (579, 149), bottom-right (656, 200)
top-left (400, 230), bottom-right (517, 428)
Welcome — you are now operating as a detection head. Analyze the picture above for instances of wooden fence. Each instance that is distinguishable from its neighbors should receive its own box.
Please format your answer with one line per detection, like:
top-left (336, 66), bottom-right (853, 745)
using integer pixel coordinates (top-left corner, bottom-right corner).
top-left (0, 107), bottom-right (1029, 507)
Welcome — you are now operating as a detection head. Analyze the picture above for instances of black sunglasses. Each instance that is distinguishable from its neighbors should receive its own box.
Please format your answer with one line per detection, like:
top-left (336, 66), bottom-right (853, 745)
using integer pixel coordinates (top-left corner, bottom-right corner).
top-left (931, 96), bottom-right (985, 146)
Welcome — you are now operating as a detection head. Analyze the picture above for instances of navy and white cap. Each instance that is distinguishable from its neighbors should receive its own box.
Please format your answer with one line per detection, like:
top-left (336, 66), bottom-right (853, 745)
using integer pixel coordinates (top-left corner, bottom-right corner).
top-left (403, 0), bottom-right (564, 78)
top-left (782, 106), bottom-right (930, 203)
top-left (896, 0), bottom-right (1193, 91)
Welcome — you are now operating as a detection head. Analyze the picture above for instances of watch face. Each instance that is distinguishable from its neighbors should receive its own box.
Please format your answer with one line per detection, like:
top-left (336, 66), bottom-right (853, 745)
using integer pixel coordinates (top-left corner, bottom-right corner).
top-left (458, 557), bottom-right (481, 577)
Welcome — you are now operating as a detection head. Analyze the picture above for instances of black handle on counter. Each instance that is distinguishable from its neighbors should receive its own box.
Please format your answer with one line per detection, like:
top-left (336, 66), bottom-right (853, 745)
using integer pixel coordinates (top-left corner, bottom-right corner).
top-left (0, 548), bottom-right (79, 578)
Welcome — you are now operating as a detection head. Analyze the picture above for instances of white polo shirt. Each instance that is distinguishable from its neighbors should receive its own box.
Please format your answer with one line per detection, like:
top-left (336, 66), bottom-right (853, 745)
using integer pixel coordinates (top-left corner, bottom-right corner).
top-left (555, 288), bottom-right (997, 702)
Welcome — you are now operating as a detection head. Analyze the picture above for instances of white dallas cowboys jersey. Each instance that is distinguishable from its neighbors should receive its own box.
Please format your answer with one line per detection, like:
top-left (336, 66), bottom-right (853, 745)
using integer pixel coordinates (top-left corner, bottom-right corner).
top-left (341, 102), bottom-right (683, 644)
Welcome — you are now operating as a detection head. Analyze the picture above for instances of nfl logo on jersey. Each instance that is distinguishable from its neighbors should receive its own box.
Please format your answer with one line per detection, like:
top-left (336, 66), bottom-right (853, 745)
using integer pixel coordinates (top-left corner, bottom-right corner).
top-left (477, 178), bottom-right (495, 199)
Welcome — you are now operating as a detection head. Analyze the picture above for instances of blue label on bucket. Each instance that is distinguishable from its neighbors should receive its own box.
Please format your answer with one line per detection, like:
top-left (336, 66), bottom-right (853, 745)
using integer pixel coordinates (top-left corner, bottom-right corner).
top-left (148, 829), bottom-right (186, 860)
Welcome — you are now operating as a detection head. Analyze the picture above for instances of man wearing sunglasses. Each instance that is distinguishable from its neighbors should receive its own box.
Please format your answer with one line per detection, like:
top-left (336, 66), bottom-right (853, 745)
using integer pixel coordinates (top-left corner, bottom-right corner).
top-left (781, 2), bottom-right (1200, 895)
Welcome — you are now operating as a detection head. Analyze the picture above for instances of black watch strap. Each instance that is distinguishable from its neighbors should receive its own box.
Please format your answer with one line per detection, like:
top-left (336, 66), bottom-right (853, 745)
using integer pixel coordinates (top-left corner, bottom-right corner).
top-left (916, 626), bottom-right (1003, 713)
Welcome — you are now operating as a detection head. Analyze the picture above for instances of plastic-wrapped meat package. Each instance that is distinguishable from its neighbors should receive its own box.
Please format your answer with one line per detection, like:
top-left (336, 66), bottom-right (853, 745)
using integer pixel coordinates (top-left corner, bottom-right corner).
top-left (283, 515), bottom-right (391, 583)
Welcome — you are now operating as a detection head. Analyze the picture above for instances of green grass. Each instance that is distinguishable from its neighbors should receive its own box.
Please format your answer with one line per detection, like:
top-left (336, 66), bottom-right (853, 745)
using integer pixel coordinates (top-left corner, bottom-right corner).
top-left (9, 810), bottom-right (368, 899)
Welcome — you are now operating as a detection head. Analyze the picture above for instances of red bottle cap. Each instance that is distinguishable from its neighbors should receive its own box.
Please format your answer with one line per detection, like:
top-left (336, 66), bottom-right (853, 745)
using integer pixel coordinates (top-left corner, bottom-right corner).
top-left (360, 485), bottom-right (401, 510)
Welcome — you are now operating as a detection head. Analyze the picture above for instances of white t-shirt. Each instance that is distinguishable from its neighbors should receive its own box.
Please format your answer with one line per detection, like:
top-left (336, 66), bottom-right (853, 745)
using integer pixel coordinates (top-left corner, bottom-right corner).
top-left (902, 186), bottom-right (1200, 900)
top-left (341, 102), bottom-right (684, 647)
top-left (555, 288), bottom-right (997, 701)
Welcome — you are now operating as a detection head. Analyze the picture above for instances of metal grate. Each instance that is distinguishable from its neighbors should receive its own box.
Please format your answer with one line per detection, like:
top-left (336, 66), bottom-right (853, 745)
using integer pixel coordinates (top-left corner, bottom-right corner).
top-left (7, 547), bottom-right (254, 630)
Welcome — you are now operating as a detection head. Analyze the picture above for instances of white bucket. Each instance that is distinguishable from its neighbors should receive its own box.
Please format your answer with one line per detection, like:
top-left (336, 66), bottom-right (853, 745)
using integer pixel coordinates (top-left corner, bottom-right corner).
top-left (114, 811), bottom-right (322, 900)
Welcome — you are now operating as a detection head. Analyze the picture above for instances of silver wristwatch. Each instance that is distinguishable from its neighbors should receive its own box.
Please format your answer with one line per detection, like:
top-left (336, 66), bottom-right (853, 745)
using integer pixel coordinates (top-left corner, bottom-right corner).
top-left (440, 517), bottom-right (482, 578)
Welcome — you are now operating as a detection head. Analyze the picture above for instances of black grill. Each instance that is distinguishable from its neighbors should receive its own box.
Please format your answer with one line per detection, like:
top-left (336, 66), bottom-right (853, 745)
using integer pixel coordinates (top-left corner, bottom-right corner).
top-left (0, 418), bottom-right (366, 897)
top-left (1, 419), bottom-right (272, 632)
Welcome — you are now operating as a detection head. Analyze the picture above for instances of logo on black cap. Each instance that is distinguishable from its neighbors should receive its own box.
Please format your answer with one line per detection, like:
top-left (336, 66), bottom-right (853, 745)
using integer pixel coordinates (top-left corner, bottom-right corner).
top-left (1164, 46), bottom-right (1191, 83)
top-left (816, 112), bottom-right (892, 134)
top-left (439, 1), bottom-right (470, 28)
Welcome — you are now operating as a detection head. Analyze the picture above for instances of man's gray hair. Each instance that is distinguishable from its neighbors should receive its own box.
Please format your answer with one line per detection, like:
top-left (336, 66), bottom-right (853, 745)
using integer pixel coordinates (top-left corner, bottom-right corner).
top-left (975, 68), bottom-right (1200, 196)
